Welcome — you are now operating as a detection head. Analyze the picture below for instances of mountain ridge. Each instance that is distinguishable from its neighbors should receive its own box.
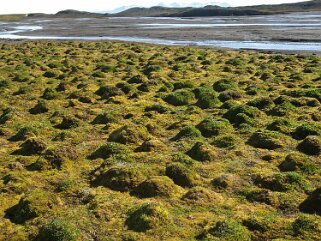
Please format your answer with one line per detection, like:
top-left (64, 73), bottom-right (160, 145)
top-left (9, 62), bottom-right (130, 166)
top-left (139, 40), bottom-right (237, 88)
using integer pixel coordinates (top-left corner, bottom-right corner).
top-left (24, 0), bottom-right (321, 18)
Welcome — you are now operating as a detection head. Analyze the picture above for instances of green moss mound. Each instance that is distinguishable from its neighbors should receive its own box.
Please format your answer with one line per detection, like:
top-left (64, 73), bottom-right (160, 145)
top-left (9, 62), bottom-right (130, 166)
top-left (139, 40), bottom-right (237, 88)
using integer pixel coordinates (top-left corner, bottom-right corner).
top-left (172, 126), bottom-right (202, 141)
top-left (182, 187), bottom-right (222, 203)
top-left (14, 138), bottom-right (47, 156)
top-left (247, 131), bottom-right (285, 150)
top-left (297, 136), bottom-right (321, 156)
top-left (36, 219), bottom-right (80, 241)
top-left (279, 153), bottom-right (317, 174)
top-left (135, 139), bottom-right (167, 152)
top-left (108, 124), bottom-right (149, 145)
top-left (165, 163), bottom-right (198, 187)
top-left (213, 79), bottom-right (237, 92)
top-left (164, 89), bottom-right (194, 106)
top-left (224, 104), bottom-right (260, 124)
top-left (5, 190), bottom-right (51, 224)
top-left (196, 118), bottom-right (233, 137)
top-left (133, 176), bottom-right (179, 198)
top-left (88, 142), bottom-right (130, 160)
top-left (125, 203), bottom-right (171, 232)
top-left (186, 142), bottom-right (216, 162)
top-left (92, 166), bottom-right (145, 192)
top-left (196, 91), bottom-right (221, 109)
top-left (207, 219), bottom-right (251, 241)
top-left (299, 187), bottom-right (321, 215)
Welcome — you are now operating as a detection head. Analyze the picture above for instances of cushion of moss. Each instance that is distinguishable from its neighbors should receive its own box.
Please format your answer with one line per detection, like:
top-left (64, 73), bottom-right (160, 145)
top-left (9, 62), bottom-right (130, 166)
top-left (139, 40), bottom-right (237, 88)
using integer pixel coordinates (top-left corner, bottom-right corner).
top-left (196, 118), bottom-right (233, 137)
top-left (186, 142), bottom-right (216, 162)
top-left (135, 139), bottom-right (167, 152)
top-left (218, 90), bottom-right (242, 102)
top-left (182, 187), bottom-right (222, 203)
top-left (292, 123), bottom-right (321, 140)
top-left (196, 91), bottom-right (221, 109)
top-left (292, 215), bottom-right (320, 236)
top-left (211, 174), bottom-right (245, 192)
top-left (247, 131), bottom-right (287, 150)
top-left (279, 153), bottom-right (317, 174)
top-left (299, 187), bottom-right (321, 215)
top-left (224, 104), bottom-right (260, 123)
top-left (247, 97), bottom-right (274, 110)
top-left (268, 102), bottom-right (296, 116)
top-left (92, 166), bottom-right (145, 191)
top-left (88, 142), bottom-right (130, 160)
top-left (0, 107), bottom-right (14, 124)
top-left (29, 100), bottom-right (49, 114)
top-left (127, 75), bottom-right (146, 84)
top-left (108, 124), bottom-right (149, 145)
top-left (95, 85), bottom-right (124, 99)
top-left (267, 118), bottom-right (297, 135)
top-left (297, 136), bottom-right (321, 156)
top-left (13, 138), bottom-right (47, 156)
top-left (9, 127), bottom-right (36, 141)
top-left (172, 126), bottom-right (202, 141)
top-left (165, 163), bottom-right (198, 187)
top-left (92, 112), bottom-right (120, 124)
top-left (5, 190), bottom-right (51, 224)
top-left (55, 116), bottom-right (79, 129)
top-left (212, 135), bottom-right (238, 148)
top-left (253, 172), bottom-right (312, 192)
top-left (36, 218), bottom-right (80, 241)
top-left (125, 202), bottom-right (171, 232)
top-left (207, 219), bottom-right (251, 241)
top-left (213, 79), bottom-right (237, 92)
top-left (132, 176), bottom-right (179, 198)
top-left (245, 188), bottom-right (279, 206)
top-left (163, 89), bottom-right (194, 106)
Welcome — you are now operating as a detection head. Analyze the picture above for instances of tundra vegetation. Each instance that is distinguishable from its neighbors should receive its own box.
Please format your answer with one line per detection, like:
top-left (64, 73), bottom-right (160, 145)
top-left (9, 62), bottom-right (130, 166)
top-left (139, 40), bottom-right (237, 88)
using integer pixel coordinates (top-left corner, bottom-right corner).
top-left (0, 41), bottom-right (321, 240)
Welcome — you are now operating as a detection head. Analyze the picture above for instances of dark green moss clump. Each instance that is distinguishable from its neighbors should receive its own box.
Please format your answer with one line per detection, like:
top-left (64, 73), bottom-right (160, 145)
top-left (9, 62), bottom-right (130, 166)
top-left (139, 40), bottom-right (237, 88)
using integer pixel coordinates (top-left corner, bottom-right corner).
top-left (36, 219), bottom-right (80, 241)
top-left (125, 202), bottom-right (171, 232)
top-left (14, 138), bottom-right (47, 156)
top-left (55, 116), bottom-right (79, 129)
top-left (247, 131), bottom-right (285, 150)
top-left (205, 219), bottom-right (251, 241)
top-left (196, 118), bottom-right (233, 137)
top-left (88, 142), bottom-right (130, 160)
top-left (172, 126), bottom-right (202, 141)
top-left (92, 166), bottom-right (145, 192)
top-left (224, 104), bottom-right (260, 124)
top-left (254, 172), bottom-right (311, 192)
top-left (293, 123), bottom-right (321, 140)
top-left (182, 187), bottom-right (222, 203)
top-left (5, 190), bottom-right (51, 224)
top-left (92, 112), bottom-right (120, 124)
top-left (108, 124), bottom-right (149, 145)
top-left (133, 176), bottom-right (179, 198)
top-left (186, 142), bottom-right (216, 162)
top-left (297, 136), bottom-right (321, 155)
top-left (166, 163), bottom-right (198, 187)
top-left (279, 153), bottom-right (317, 174)
top-left (29, 100), bottom-right (49, 114)
top-left (9, 127), bottom-right (36, 141)
top-left (196, 91), bottom-right (221, 109)
top-left (164, 89), bottom-right (194, 106)
top-left (213, 79), bottom-right (237, 92)
top-left (299, 187), bottom-right (321, 215)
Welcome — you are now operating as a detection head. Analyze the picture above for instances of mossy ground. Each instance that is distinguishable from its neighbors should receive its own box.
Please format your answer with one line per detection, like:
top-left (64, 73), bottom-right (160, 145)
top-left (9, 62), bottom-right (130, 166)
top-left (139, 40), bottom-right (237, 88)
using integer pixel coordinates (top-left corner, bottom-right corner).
top-left (0, 41), bottom-right (321, 240)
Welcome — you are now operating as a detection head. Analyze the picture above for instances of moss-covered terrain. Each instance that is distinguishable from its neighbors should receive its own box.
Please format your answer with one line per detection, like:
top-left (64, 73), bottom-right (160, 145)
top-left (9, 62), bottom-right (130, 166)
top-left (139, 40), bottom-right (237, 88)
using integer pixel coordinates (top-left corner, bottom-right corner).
top-left (0, 41), bottom-right (321, 240)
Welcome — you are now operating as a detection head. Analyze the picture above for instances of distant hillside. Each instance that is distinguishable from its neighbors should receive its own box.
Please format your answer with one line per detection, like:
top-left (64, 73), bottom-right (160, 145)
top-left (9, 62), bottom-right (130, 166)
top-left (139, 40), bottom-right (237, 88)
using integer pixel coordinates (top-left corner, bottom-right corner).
top-left (116, 0), bottom-right (321, 17)
top-left (28, 9), bottom-right (108, 18)
top-left (113, 6), bottom-right (192, 17)
top-left (22, 0), bottom-right (321, 19)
